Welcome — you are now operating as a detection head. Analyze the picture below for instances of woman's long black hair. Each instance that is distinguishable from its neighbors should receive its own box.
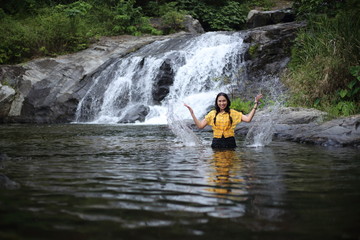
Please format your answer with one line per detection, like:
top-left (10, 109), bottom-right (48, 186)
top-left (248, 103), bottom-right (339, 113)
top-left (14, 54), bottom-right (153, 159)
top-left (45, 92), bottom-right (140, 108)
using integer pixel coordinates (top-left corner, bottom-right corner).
top-left (214, 92), bottom-right (232, 126)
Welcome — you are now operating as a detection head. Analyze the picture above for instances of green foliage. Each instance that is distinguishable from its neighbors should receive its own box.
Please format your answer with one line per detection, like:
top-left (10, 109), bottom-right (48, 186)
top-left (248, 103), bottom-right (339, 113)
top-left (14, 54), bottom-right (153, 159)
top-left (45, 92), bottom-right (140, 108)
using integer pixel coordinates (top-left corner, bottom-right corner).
top-left (338, 66), bottom-right (360, 102)
top-left (230, 98), bottom-right (253, 113)
top-left (170, 0), bottom-right (249, 31)
top-left (334, 101), bottom-right (358, 116)
top-left (161, 10), bottom-right (186, 34)
top-left (0, 4), bottom-right (93, 63)
top-left (141, 1), bottom-right (162, 17)
top-left (0, 16), bottom-right (30, 63)
top-left (196, 1), bottom-right (249, 31)
top-left (248, 44), bottom-right (260, 58)
top-left (293, 0), bottom-right (360, 18)
top-left (56, 1), bottom-right (92, 35)
top-left (111, 0), bottom-right (155, 35)
top-left (285, 8), bottom-right (360, 116)
top-left (1, 0), bottom-right (48, 15)
top-left (152, 2), bottom-right (187, 34)
top-left (246, 0), bottom-right (276, 11)
top-left (56, 1), bottom-right (92, 18)
top-left (0, 0), bottom-right (279, 64)
top-left (0, 0), bottom-right (163, 64)
top-left (230, 96), bottom-right (269, 113)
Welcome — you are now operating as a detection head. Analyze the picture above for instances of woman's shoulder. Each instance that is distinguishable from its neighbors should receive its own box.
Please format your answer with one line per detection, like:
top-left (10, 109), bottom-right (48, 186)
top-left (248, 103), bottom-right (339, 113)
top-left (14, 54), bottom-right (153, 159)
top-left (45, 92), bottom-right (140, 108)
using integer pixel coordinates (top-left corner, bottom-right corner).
top-left (230, 109), bottom-right (241, 114)
top-left (230, 109), bottom-right (242, 118)
top-left (206, 109), bottom-right (216, 116)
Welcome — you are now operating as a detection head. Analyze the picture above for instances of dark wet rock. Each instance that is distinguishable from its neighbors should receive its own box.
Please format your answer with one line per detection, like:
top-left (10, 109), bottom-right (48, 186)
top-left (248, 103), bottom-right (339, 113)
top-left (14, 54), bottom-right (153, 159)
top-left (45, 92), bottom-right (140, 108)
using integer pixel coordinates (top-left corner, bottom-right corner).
top-left (152, 59), bottom-right (175, 104)
top-left (0, 174), bottom-right (20, 190)
top-left (150, 15), bottom-right (204, 34)
top-left (183, 15), bottom-right (205, 34)
top-left (247, 9), bottom-right (295, 29)
top-left (275, 107), bottom-right (327, 124)
top-left (244, 21), bottom-right (306, 75)
top-left (118, 104), bottom-right (150, 123)
top-left (241, 21), bottom-right (306, 100)
top-left (0, 84), bottom-right (16, 121)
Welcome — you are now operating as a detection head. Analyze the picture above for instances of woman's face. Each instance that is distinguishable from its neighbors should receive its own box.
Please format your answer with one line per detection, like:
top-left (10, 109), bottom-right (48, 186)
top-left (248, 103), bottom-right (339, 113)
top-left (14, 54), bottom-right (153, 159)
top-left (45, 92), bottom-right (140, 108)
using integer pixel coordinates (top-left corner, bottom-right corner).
top-left (217, 96), bottom-right (228, 111)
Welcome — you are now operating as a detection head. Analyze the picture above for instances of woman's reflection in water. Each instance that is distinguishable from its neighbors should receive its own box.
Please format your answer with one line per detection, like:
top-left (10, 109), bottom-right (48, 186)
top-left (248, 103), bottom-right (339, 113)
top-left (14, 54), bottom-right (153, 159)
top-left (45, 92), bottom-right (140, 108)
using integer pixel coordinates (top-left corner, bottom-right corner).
top-left (203, 149), bottom-right (248, 218)
top-left (204, 148), bottom-right (287, 223)
top-left (206, 149), bottom-right (248, 201)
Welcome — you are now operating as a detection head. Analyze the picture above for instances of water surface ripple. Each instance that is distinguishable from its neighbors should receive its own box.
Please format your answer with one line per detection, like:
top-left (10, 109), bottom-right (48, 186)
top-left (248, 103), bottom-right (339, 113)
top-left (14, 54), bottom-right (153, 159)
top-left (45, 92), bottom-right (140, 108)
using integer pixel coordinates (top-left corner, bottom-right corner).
top-left (0, 124), bottom-right (359, 239)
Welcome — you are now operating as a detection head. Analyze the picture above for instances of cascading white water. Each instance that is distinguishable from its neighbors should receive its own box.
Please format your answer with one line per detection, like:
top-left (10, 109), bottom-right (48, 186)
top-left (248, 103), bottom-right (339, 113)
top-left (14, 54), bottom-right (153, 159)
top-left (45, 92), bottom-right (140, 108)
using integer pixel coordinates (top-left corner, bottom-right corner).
top-left (75, 32), bottom-right (247, 126)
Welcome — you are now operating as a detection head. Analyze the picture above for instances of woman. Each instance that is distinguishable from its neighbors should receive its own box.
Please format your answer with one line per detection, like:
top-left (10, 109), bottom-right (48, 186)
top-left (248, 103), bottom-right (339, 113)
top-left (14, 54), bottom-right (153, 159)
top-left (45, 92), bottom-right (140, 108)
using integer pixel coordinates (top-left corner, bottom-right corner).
top-left (184, 92), bottom-right (263, 148)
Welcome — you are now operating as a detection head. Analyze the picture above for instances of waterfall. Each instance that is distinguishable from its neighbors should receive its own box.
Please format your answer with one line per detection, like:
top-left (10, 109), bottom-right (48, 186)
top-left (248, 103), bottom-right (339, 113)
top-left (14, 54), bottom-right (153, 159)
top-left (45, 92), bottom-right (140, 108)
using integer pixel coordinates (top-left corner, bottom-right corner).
top-left (75, 32), bottom-right (247, 125)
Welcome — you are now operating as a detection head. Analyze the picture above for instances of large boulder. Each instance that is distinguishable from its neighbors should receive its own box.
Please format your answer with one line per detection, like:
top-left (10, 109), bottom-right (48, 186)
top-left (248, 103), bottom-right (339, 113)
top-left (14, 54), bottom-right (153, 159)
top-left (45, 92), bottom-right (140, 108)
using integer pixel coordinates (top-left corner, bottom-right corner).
top-left (239, 21), bottom-right (306, 100)
top-left (182, 15), bottom-right (205, 34)
top-left (0, 84), bottom-right (16, 121)
top-left (150, 15), bottom-right (204, 34)
top-left (247, 9), bottom-right (295, 29)
top-left (118, 104), bottom-right (150, 123)
top-left (152, 59), bottom-right (175, 104)
top-left (275, 113), bottom-right (360, 147)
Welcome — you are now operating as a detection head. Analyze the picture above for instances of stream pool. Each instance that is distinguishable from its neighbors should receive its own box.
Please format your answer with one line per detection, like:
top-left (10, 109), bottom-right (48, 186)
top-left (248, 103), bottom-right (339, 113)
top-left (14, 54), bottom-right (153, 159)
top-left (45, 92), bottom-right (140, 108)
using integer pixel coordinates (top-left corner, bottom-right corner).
top-left (0, 124), bottom-right (359, 240)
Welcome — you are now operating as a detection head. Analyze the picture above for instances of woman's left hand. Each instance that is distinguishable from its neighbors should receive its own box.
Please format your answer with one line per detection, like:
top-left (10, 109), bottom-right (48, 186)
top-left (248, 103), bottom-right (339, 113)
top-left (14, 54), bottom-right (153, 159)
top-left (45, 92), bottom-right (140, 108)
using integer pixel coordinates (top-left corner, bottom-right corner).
top-left (255, 94), bottom-right (263, 103)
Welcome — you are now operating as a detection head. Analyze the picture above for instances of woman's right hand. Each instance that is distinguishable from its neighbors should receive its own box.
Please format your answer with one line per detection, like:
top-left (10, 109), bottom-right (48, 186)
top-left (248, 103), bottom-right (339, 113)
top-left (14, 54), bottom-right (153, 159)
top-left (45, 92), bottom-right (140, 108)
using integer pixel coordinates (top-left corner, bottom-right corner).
top-left (184, 103), bottom-right (207, 129)
top-left (184, 103), bottom-right (193, 114)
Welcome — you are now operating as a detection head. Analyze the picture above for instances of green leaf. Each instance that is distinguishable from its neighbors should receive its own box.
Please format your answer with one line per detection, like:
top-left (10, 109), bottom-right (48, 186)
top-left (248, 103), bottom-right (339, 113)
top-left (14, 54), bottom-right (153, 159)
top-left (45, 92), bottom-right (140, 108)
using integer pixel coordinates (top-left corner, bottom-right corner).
top-left (348, 80), bottom-right (357, 89)
top-left (339, 89), bottom-right (348, 98)
top-left (352, 87), bottom-right (360, 95)
top-left (350, 66), bottom-right (360, 81)
top-left (314, 98), bottom-right (321, 106)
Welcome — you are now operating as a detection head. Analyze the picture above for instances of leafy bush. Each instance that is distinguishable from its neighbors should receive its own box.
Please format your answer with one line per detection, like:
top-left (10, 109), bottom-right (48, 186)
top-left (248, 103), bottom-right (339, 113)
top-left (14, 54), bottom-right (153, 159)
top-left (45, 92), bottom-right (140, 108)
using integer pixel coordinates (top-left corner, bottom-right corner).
top-left (0, 16), bottom-right (29, 63)
top-left (285, 9), bottom-right (360, 116)
top-left (230, 98), bottom-right (253, 113)
top-left (293, 0), bottom-right (352, 17)
top-left (0, 4), bottom-right (92, 63)
top-left (161, 10), bottom-right (186, 34)
top-left (246, 0), bottom-right (276, 11)
top-left (172, 0), bottom-right (249, 31)
top-left (112, 0), bottom-right (151, 36)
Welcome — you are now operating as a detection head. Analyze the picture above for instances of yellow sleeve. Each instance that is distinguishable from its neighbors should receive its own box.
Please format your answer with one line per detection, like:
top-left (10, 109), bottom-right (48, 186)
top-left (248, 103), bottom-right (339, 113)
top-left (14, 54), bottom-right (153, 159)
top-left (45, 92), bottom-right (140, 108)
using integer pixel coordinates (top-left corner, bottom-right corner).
top-left (205, 110), bottom-right (216, 126)
top-left (231, 109), bottom-right (242, 125)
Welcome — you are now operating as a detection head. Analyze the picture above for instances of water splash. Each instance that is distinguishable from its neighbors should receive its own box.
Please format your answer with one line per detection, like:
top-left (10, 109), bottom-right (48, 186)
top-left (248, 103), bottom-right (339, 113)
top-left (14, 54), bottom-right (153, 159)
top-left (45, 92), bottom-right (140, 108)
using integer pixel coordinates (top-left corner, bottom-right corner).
top-left (167, 102), bottom-right (202, 147)
top-left (244, 104), bottom-right (281, 147)
top-left (244, 77), bottom-right (287, 147)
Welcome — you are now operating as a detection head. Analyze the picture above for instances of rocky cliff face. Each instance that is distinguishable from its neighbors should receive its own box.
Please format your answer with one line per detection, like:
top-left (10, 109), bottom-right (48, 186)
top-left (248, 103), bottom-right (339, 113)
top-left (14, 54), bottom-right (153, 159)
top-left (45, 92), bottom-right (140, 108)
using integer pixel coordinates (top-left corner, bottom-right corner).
top-left (240, 21), bottom-right (306, 100)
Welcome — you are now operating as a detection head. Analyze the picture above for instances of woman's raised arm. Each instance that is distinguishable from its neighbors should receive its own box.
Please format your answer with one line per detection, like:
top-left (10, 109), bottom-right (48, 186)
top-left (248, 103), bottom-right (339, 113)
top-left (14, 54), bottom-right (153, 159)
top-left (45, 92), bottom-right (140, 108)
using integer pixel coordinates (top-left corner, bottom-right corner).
top-left (184, 104), bottom-right (208, 129)
top-left (241, 94), bottom-right (263, 123)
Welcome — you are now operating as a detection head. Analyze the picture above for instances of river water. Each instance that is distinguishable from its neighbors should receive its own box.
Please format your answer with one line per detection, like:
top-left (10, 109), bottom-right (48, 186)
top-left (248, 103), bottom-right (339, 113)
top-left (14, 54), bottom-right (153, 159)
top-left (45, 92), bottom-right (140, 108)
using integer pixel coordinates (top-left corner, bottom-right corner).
top-left (0, 124), bottom-right (359, 240)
